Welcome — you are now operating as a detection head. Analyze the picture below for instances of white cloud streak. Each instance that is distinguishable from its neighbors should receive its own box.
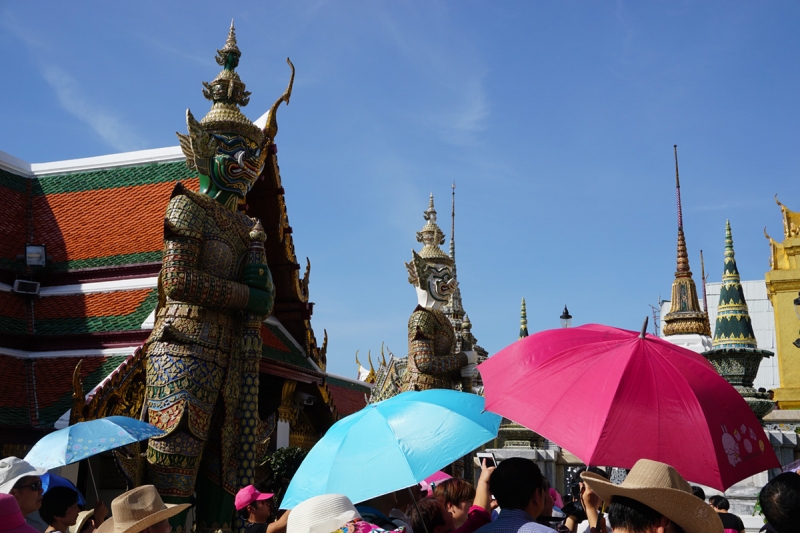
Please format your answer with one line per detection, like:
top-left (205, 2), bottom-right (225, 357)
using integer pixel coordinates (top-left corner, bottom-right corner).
top-left (41, 65), bottom-right (146, 152)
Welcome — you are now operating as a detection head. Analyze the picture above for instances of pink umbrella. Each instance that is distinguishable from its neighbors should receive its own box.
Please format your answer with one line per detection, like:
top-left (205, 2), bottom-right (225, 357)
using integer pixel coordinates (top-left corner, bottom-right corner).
top-left (420, 470), bottom-right (451, 495)
top-left (478, 323), bottom-right (779, 491)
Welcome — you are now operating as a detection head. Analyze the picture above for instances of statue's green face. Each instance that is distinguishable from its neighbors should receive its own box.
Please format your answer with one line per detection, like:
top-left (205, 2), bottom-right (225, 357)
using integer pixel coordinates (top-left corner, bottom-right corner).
top-left (209, 133), bottom-right (264, 197)
top-left (424, 263), bottom-right (456, 303)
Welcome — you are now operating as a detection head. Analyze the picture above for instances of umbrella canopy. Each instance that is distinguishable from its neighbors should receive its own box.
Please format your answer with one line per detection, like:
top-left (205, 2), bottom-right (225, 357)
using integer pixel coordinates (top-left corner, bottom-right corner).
top-left (25, 416), bottom-right (164, 470)
top-left (280, 389), bottom-right (500, 509)
top-left (478, 323), bottom-right (779, 491)
top-left (42, 473), bottom-right (85, 506)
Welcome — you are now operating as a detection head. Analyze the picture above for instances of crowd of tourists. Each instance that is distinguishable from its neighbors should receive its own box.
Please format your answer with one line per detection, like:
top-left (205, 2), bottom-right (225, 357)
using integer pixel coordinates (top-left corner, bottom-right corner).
top-left (1, 454), bottom-right (799, 533)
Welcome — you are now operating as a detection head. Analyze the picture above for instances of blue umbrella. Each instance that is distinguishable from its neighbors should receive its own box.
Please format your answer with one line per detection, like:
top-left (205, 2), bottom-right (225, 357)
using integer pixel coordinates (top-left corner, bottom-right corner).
top-left (25, 416), bottom-right (164, 470)
top-left (42, 473), bottom-right (86, 506)
top-left (281, 389), bottom-right (501, 509)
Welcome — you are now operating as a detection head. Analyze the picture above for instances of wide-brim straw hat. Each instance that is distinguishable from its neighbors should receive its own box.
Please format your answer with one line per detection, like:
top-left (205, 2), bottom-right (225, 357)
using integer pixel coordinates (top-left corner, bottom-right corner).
top-left (287, 494), bottom-right (361, 533)
top-left (581, 459), bottom-right (722, 533)
top-left (69, 510), bottom-right (94, 533)
top-left (96, 485), bottom-right (190, 533)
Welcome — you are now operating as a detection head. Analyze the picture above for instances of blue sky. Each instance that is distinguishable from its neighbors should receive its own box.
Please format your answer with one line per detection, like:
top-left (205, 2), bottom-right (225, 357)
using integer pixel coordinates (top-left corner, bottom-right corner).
top-left (2, 2), bottom-right (800, 379)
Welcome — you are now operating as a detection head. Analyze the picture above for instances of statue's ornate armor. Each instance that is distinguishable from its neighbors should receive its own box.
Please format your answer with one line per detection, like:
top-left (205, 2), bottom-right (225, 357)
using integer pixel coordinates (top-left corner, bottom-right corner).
top-left (402, 305), bottom-right (468, 391)
top-left (145, 185), bottom-right (255, 497)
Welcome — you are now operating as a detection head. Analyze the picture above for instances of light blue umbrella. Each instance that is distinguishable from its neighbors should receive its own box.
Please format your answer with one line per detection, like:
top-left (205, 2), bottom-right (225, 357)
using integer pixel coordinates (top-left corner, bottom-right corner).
top-left (25, 416), bottom-right (164, 470)
top-left (281, 389), bottom-right (501, 509)
top-left (25, 415), bottom-right (164, 499)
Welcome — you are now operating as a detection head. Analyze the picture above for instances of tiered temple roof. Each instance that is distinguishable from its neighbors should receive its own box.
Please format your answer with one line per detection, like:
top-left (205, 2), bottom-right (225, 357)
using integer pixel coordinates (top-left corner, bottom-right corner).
top-left (0, 144), bottom-right (369, 445)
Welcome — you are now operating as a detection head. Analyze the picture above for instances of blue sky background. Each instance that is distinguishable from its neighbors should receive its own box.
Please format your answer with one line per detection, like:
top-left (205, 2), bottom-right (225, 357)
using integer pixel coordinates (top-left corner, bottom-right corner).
top-left (2, 2), bottom-right (800, 379)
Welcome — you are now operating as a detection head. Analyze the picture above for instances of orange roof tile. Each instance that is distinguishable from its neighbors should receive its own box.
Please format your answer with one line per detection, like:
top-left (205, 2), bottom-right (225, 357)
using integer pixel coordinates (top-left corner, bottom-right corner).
top-left (35, 289), bottom-right (154, 319)
top-left (33, 178), bottom-right (199, 263)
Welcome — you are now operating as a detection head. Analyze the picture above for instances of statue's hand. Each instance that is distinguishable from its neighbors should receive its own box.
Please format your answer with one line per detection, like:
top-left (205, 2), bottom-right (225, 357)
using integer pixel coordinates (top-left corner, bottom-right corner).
top-left (464, 350), bottom-right (479, 365)
top-left (243, 263), bottom-right (274, 293)
top-left (246, 287), bottom-right (274, 316)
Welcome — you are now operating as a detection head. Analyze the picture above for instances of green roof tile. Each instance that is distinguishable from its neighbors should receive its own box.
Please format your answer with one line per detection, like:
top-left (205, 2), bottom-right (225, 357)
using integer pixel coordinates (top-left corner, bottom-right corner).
top-left (32, 161), bottom-right (193, 195)
top-left (34, 290), bottom-right (157, 336)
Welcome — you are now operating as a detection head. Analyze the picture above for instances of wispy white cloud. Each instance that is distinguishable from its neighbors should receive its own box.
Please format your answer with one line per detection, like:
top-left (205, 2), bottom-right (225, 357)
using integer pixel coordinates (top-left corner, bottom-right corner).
top-left (41, 65), bottom-right (146, 152)
top-left (374, 7), bottom-right (490, 146)
top-left (136, 33), bottom-right (207, 67)
top-left (0, 8), bottom-right (47, 49)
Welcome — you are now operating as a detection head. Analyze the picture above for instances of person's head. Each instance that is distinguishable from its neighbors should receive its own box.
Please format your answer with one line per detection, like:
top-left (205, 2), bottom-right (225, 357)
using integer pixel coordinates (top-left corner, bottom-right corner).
top-left (95, 485), bottom-right (190, 533)
top-left (581, 459), bottom-right (722, 533)
top-left (707, 495), bottom-right (729, 511)
top-left (408, 497), bottom-right (454, 533)
top-left (0, 492), bottom-right (40, 533)
top-left (488, 457), bottom-right (547, 518)
top-left (759, 472), bottom-right (800, 533)
top-left (690, 486), bottom-right (705, 501)
top-left (0, 457), bottom-right (46, 517)
top-left (433, 478), bottom-right (476, 527)
top-left (40, 486), bottom-right (80, 527)
top-left (235, 485), bottom-right (274, 523)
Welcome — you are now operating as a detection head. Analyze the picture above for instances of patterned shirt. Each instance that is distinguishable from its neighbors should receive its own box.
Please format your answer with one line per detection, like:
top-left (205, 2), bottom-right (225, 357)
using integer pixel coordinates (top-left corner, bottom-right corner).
top-left (473, 509), bottom-right (558, 533)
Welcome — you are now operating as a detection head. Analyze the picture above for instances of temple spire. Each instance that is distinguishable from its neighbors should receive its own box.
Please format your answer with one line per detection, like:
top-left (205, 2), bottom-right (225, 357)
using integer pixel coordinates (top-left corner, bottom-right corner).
top-left (662, 145), bottom-right (711, 337)
top-left (450, 183), bottom-right (456, 265)
top-left (700, 250), bottom-right (708, 315)
top-left (711, 221), bottom-right (758, 349)
top-left (519, 298), bottom-right (529, 339)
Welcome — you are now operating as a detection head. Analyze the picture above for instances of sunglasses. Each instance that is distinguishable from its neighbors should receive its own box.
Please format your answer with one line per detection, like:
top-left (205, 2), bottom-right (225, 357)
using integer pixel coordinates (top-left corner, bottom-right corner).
top-left (13, 481), bottom-right (42, 491)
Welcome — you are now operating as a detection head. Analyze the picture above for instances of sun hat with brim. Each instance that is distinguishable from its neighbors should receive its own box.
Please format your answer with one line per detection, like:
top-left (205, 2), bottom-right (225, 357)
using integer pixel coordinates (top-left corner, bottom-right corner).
top-left (0, 493), bottom-right (39, 533)
top-left (95, 485), bottom-right (190, 533)
top-left (287, 494), bottom-right (362, 533)
top-left (0, 457), bottom-right (47, 494)
top-left (580, 459), bottom-right (723, 533)
top-left (69, 509), bottom-right (94, 533)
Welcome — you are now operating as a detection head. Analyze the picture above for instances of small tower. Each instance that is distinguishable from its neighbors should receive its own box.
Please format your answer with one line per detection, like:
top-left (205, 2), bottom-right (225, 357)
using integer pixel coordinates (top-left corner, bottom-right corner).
top-left (519, 298), bottom-right (529, 339)
top-left (662, 146), bottom-right (712, 351)
top-left (703, 221), bottom-right (774, 418)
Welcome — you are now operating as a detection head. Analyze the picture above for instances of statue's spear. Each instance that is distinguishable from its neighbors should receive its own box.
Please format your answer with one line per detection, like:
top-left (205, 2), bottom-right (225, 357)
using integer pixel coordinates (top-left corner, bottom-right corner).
top-left (237, 221), bottom-right (272, 529)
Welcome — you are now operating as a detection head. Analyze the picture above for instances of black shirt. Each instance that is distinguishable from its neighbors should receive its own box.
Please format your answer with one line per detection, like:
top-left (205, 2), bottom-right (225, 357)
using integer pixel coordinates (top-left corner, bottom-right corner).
top-left (245, 522), bottom-right (268, 533)
top-left (718, 512), bottom-right (744, 532)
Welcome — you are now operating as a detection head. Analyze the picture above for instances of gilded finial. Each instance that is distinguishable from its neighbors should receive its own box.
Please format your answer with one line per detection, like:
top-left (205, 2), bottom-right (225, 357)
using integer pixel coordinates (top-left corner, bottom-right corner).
top-left (700, 249), bottom-right (708, 315)
top-left (724, 220), bottom-right (734, 260)
top-left (262, 58), bottom-right (295, 146)
top-left (216, 19), bottom-right (241, 67)
top-left (674, 144), bottom-right (683, 229)
top-left (411, 194), bottom-right (451, 264)
top-left (519, 298), bottom-right (529, 339)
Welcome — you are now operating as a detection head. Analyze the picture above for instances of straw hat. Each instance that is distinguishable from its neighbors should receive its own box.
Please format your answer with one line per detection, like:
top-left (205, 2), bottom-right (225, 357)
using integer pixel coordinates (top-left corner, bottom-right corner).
top-left (581, 459), bottom-right (723, 533)
top-left (287, 494), bottom-right (361, 533)
top-left (96, 485), bottom-right (190, 533)
top-left (0, 493), bottom-right (39, 533)
top-left (69, 510), bottom-right (94, 533)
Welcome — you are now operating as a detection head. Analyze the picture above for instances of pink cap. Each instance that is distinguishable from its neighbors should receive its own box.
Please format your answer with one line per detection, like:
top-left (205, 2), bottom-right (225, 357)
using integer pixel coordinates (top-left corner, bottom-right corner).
top-left (235, 485), bottom-right (274, 511)
top-left (0, 493), bottom-right (39, 533)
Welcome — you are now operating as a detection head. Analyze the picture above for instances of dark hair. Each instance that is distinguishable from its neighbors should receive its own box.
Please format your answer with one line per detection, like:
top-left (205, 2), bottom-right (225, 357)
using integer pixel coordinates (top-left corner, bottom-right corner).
top-left (760, 472), bottom-right (800, 533)
top-left (40, 486), bottom-right (79, 524)
top-left (409, 497), bottom-right (446, 533)
top-left (433, 478), bottom-right (476, 508)
top-left (708, 495), bottom-right (729, 510)
top-left (691, 486), bottom-right (705, 501)
top-left (489, 457), bottom-right (545, 510)
top-left (608, 496), bottom-right (684, 533)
